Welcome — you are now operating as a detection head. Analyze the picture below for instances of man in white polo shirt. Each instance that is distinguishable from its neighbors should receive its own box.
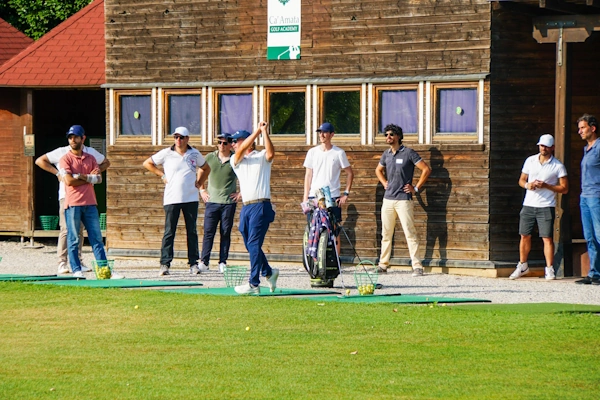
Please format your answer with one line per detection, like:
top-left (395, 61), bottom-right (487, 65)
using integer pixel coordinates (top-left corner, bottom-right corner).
top-left (230, 122), bottom-right (279, 295)
top-left (510, 134), bottom-right (568, 280)
top-left (143, 127), bottom-right (210, 276)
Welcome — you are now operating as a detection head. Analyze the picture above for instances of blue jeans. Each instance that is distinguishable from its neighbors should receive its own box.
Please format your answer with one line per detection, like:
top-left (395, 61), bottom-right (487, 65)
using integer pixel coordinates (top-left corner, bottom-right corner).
top-left (65, 205), bottom-right (106, 273)
top-left (160, 202), bottom-right (199, 266)
top-left (239, 201), bottom-right (275, 287)
top-left (580, 197), bottom-right (600, 279)
top-left (200, 202), bottom-right (237, 265)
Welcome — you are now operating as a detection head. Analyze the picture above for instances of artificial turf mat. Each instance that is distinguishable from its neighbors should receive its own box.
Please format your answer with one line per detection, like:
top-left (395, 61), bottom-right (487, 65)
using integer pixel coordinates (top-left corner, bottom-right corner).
top-left (32, 279), bottom-right (203, 288)
top-left (301, 294), bottom-right (491, 304)
top-left (162, 287), bottom-right (339, 296)
top-left (0, 274), bottom-right (83, 282)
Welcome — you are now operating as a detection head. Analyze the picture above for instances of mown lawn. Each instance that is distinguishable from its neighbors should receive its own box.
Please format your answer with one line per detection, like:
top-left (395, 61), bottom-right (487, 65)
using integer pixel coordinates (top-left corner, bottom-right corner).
top-left (0, 282), bottom-right (599, 399)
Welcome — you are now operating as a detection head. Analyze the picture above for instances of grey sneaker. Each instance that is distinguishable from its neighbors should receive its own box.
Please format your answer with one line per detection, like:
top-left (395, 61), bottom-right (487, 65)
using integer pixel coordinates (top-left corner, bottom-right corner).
top-left (73, 271), bottom-right (84, 278)
top-left (412, 267), bottom-right (424, 277)
top-left (545, 266), bottom-right (556, 280)
top-left (198, 262), bottom-right (209, 272)
top-left (376, 266), bottom-right (388, 274)
top-left (234, 283), bottom-right (260, 295)
top-left (509, 262), bottom-right (529, 280)
top-left (218, 263), bottom-right (227, 273)
top-left (190, 264), bottom-right (201, 275)
top-left (266, 268), bottom-right (279, 293)
top-left (80, 263), bottom-right (92, 273)
top-left (159, 265), bottom-right (170, 276)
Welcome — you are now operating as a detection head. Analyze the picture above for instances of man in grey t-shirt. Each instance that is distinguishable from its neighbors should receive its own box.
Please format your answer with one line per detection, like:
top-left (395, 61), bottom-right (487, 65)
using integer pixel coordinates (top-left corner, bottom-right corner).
top-left (375, 124), bottom-right (431, 276)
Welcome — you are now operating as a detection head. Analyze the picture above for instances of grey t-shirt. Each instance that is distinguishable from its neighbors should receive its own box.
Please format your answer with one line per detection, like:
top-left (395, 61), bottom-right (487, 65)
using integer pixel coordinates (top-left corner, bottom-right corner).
top-left (379, 146), bottom-right (422, 201)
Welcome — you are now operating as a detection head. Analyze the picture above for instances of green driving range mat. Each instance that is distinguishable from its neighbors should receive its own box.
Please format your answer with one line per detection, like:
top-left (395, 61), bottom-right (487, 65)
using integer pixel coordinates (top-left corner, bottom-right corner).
top-left (301, 294), bottom-right (491, 304)
top-left (162, 287), bottom-right (339, 296)
top-left (0, 274), bottom-right (84, 282)
top-left (452, 303), bottom-right (600, 314)
top-left (32, 279), bottom-right (203, 288)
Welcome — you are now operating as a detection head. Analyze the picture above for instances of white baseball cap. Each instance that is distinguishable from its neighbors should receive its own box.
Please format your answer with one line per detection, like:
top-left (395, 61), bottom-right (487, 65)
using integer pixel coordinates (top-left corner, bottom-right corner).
top-left (537, 134), bottom-right (554, 147)
top-left (173, 127), bottom-right (190, 137)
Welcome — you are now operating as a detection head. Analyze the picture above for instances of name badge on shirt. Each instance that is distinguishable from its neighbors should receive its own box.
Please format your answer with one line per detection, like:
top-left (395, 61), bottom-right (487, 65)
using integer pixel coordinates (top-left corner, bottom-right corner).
top-left (396, 159), bottom-right (403, 164)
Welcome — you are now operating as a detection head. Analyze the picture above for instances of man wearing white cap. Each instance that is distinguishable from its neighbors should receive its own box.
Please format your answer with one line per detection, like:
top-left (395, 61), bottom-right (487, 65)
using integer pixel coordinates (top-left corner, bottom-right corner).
top-left (510, 134), bottom-right (568, 280)
top-left (143, 127), bottom-right (210, 276)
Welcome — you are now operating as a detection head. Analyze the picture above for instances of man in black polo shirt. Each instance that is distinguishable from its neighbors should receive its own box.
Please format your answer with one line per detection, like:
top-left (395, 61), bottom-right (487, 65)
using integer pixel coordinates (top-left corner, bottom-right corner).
top-left (375, 124), bottom-right (431, 276)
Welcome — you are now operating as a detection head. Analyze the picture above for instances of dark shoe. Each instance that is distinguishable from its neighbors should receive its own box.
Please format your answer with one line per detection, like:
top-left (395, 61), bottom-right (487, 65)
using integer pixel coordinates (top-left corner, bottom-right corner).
top-left (575, 276), bottom-right (593, 285)
top-left (376, 267), bottom-right (388, 274)
top-left (593, 278), bottom-right (600, 286)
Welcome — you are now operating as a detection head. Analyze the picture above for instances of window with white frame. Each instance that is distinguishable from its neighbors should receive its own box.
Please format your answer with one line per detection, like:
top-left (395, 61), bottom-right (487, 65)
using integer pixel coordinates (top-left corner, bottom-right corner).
top-left (375, 86), bottom-right (418, 142)
top-left (319, 87), bottom-right (360, 135)
top-left (433, 84), bottom-right (478, 137)
top-left (118, 93), bottom-right (152, 136)
top-left (165, 92), bottom-right (201, 137)
top-left (267, 88), bottom-right (306, 136)
top-left (214, 90), bottom-right (253, 137)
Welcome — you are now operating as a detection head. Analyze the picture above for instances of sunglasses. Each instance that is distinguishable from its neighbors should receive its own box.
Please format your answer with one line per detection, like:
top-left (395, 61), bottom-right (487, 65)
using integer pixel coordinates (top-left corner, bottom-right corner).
top-left (384, 133), bottom-right (395, 137)
top-left (173, 135), bottom-right (187, 140)
top-left (231, 139), bottom-right (238, 144)
top-left (217, 140), bottom-right (230, 145)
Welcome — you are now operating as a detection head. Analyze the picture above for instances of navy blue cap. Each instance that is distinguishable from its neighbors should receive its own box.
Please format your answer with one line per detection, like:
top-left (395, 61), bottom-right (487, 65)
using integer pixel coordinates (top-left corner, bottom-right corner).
top-left (231, 130), bottom-right (251, 141)
top-left (66, 125), bottom-right (85, 137)
top-left (316, 122), bottom-right (334, 133)
top-left (217, 132), bottom-right (233, 141)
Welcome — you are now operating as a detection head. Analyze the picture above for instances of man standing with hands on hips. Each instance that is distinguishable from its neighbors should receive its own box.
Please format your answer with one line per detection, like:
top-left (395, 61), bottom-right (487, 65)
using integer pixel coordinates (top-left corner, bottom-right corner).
top-left (143, 127), bottom-right (210, 277)
top-left (230, 122), bottom-right (278, 295)
top-left (575, 114), bottom-right (600, 285)
top-left (375, 123), bottom-right (431, 276)
top-left (509, 134), bottom-right (568, 280)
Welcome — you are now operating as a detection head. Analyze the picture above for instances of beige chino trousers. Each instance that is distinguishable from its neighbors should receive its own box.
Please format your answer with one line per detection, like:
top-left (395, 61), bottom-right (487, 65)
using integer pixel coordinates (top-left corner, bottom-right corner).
top-left (379, 198), bottom-right (422, 270)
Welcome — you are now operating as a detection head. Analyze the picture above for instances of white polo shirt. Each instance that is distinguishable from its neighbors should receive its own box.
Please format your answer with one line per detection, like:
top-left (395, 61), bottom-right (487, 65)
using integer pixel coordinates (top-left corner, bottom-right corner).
top-left (46, 145), bottom-right (105, 201)
top-left (522, 154), bottom-right (567, 208)
top-left (231, 149), bottom-right (271, 202)
top-left (151, 145), bottom-right (206, 205)
top-left (303, 145), bottom-right (350, 198)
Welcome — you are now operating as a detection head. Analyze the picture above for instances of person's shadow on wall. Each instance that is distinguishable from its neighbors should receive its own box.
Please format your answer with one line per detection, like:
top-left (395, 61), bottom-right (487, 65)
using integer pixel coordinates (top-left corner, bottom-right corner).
top-left (340, 204), bottom-right (358, 261)
top-left (415, 148), bottom-right (452, 264)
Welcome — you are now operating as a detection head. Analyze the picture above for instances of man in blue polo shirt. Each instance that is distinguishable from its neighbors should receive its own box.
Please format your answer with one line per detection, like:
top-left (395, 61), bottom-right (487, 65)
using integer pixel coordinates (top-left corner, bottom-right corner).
top-left (576, 114), bottom-right (600, 285)
top-left (375, 123), bottom-right (431, 276)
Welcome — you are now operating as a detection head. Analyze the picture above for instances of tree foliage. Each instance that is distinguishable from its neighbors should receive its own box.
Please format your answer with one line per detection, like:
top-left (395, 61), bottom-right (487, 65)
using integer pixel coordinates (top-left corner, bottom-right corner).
top-left (0, 0), bottom-right (92, 40)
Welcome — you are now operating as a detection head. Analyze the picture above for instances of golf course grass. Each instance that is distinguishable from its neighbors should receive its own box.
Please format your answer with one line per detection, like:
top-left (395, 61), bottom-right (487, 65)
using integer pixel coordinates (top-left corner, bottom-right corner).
top-left (1, 282), bottom-right (599, 399)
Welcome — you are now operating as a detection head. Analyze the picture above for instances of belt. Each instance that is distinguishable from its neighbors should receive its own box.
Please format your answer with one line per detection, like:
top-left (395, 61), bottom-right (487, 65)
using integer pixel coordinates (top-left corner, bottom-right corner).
top-left (243, 198), bottom-right (270, 206)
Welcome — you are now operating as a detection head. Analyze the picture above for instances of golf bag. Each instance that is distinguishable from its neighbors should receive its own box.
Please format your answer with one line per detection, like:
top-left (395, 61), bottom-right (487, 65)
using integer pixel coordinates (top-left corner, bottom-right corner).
top-left (301, 197), bottom-right (341, 288)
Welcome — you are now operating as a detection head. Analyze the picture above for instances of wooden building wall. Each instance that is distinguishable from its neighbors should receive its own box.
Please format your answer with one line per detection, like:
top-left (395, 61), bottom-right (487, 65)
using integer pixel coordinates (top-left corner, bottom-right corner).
top-left (0, 88), bottom-right (33, 233)
top-left (105, 0), bottom-right (491, 83)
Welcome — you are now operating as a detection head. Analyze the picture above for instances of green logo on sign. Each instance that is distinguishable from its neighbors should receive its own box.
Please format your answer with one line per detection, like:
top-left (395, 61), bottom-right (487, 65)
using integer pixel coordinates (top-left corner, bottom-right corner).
top-left (278, 0), bottom-right (291, 5)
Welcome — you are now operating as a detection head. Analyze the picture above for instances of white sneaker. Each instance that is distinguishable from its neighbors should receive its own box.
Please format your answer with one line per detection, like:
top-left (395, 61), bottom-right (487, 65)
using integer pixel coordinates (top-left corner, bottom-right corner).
top-left (266, 268), bottom-right (279, 293)
top-left (509, 262), bottom-right (529, 279)
top-left (80, 263), bottom-right (92, 273)
top-left (73, 271), bottom-right (84, 278)
top-left (234, 283), bottom-right (260, 295)
top-left (198, 262), bottom-right (209, 272)
top-left (412, 267), bottom-right (424, 277)
top-left (110, 272), bottom-right (125, 280)
top-left (57, 262), bottom-right (70, 275)
top-left (218, 263), bottom-right (227, 273)
top-left (545, 266), bottom-right (556, 280)
top-left (189, 264), bottom-right (201, 275)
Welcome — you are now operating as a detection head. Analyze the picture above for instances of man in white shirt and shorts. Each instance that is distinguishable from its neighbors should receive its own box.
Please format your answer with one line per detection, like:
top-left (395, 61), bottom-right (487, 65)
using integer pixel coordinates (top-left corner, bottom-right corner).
top-left (510, 134), bottom-right (568, 280)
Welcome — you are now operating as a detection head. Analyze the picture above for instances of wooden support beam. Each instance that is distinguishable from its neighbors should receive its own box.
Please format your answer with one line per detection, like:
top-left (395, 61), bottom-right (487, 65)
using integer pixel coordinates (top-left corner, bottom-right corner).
top-left (540, 0), bottom-right (595, 14)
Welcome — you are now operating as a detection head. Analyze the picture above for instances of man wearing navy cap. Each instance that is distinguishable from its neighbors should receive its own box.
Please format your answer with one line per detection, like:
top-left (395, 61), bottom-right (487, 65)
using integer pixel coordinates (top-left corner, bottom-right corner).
top-left (199, 132), bottom-right (240, 273)
top-left (303, 122), bottom-right (353, 253)
top-left (510, 134), bottom-right (568, 280)
top-left (230, 122), bottom-right (279, 295)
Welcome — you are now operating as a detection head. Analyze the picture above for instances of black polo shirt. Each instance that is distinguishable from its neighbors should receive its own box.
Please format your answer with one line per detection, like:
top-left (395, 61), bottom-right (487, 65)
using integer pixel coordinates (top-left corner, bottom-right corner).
top-left (379, 145), bottom-right (422, 200)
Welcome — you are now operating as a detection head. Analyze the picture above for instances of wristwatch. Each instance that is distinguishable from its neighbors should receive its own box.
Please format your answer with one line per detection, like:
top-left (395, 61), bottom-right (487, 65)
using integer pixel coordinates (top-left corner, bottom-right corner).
top-left (343, 191), bottom-right (349, 197)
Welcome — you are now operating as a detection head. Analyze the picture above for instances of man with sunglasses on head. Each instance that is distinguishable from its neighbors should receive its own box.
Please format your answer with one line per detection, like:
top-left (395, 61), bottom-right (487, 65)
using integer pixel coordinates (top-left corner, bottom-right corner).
top-left (198, 132), bottom-right (241, 273)
top-left (230, 122), bottom-right (278, 295)
top-left (375, 123), bottom-right (431, 276)
top-left (143, 127), bottom-right (210, 276)
top-left (303, 122), bottom-right (354, 253)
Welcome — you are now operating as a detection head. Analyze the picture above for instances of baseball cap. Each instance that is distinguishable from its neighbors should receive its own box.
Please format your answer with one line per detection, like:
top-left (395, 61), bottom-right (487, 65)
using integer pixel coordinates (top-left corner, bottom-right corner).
top-left (537, 134), bottom-right (554, 147)
top-left (217, 132), bottom-right (233, 141)
top-left (232, 130), bottom-right (251, 141)
top-left (173, 127), bottom-right (190, 137)
top-left (66, 125), bottom-right (85, 137)
top-left (316, 122), bottom-right (335, 133)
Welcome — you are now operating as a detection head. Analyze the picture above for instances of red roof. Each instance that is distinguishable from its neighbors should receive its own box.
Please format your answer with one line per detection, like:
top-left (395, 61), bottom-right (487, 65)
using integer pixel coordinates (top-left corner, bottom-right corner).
top-left (0, 18), bottom-right (33, 66)
top-left (0, 0), bottom-right (105, 87)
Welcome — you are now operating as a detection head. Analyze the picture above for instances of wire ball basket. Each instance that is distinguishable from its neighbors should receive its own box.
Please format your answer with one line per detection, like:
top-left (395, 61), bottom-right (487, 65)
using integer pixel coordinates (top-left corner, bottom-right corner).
top-left (223, 266), bottom-right (248, 287)
top-left (92, 260), bottom-right (115, 280)
top-left (353, 260), bottom-right (378, 295)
